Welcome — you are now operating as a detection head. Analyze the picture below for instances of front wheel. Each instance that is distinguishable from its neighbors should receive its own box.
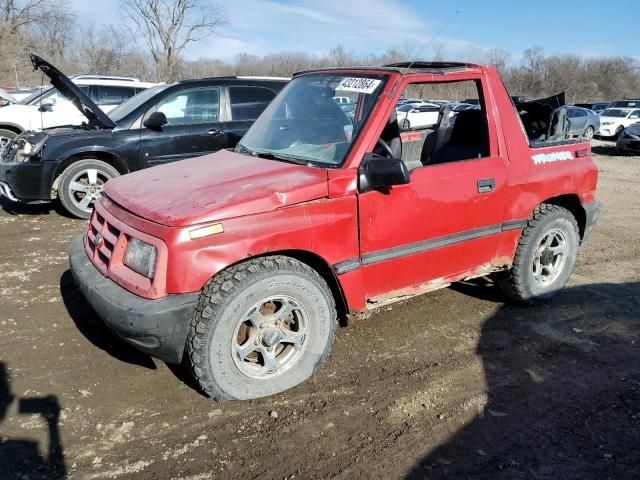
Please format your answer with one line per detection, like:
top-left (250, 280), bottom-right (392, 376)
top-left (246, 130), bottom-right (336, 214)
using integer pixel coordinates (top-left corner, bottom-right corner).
top-left (497, 204), bottom-right (580, 302)
top-left (57, 159), bottom-right (120, 219)
top-left (187, 256), bottom-right (337, 401)
top-left (401, 119), bottom-right (411, 130)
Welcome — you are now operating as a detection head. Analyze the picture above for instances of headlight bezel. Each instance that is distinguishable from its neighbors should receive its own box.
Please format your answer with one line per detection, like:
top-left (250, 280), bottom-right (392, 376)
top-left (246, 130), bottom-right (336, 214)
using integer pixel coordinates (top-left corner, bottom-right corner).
top-left (123, 236), bottom-right (158, 279)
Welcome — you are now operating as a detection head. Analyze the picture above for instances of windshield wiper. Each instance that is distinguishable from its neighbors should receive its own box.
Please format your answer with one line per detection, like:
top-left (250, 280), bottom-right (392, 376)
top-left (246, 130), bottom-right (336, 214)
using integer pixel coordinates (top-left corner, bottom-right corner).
top-left (255, 152), bottom-right (312, 166)
top-left (235, 144), bottom-right (313, 166)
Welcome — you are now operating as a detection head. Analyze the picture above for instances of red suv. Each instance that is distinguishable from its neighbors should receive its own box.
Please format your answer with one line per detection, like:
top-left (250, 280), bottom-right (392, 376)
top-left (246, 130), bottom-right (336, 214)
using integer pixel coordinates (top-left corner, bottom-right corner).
top-left (70, 62), bottom-right (600, 401)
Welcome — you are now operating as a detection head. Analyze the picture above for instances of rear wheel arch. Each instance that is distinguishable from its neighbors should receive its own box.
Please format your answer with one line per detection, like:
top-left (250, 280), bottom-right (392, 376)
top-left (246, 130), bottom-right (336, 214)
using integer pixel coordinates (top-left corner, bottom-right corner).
top-left (538, 194), bottom-right (586, 241)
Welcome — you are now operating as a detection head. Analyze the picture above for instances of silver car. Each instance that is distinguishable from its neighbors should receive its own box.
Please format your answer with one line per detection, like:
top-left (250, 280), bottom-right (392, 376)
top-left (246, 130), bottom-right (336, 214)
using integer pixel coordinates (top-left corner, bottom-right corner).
top-left (566, 106), bottom-right (600, 140)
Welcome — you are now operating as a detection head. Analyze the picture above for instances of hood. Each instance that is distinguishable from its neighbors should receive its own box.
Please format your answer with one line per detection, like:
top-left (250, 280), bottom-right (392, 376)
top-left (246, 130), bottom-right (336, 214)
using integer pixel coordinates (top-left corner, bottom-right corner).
top-left (29, 53), bottom-right (116, 130)
top-left (0, 88), bottom-right (16, 105)
top-left (104, 149), bottom-right (330, 227)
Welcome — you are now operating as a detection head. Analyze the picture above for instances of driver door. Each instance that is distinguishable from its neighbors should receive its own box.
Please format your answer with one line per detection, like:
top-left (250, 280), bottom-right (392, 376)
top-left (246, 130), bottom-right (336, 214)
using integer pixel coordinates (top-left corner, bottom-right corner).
top-left (139, 86), bottom-right (226, 166)
top-left (357, 77), bottom-right (508, 301)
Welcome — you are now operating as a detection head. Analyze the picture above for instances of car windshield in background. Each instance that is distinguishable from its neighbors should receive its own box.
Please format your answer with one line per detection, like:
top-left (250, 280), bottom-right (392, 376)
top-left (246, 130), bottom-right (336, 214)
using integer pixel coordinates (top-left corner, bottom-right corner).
top-left (24, 87), bottom-right (53, 105)
top-left (601, 109), bottom-right (630, 118)
top-left (108, 84), bottom-right (169, 123)
top-left (238, 73), bottom-right (387, 166)
top-left (397, 104), bottom-right (414, 112)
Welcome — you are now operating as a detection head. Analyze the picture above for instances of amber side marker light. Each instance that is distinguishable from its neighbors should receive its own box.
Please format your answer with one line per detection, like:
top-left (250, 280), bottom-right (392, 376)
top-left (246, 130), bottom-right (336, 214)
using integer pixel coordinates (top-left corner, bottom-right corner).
top-left (189, 223), bottom-right (224, 240)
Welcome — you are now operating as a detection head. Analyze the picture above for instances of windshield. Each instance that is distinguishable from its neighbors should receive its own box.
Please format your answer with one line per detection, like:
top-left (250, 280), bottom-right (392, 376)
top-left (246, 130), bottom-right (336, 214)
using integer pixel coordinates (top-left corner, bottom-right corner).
top-left (109, 84), bottom-right (169, 123)
top-left (25, 87), bottom-right (54, 105)
top-left (397, 104), bottom-right (414, 112)
top-left (238, 73), bottom-right (387, 166)
top-left (601, 109), bottom-right (630, 118)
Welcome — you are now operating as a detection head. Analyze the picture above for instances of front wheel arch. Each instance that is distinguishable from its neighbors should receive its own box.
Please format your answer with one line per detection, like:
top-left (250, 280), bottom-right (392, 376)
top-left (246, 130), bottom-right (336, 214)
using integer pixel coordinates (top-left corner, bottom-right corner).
top-left (51, 151), bottom-right (129, 199)
top-left (201, 250), bottom-right (350, 326)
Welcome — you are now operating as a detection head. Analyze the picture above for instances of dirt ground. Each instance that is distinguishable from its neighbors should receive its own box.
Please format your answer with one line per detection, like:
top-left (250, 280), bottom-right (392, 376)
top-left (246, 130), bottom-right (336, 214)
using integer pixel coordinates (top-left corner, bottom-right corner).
top-left (0, 139), bottom-right (639, 480)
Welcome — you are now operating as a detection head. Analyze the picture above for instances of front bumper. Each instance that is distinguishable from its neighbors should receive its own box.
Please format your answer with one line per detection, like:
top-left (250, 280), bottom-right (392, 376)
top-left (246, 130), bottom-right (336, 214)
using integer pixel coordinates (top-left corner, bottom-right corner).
top-left (0, 160), bottom-right (50, 202)
top-left (616, 136), bottom-right (640, 153)
top-left (597, 126), bottom-right (618, 138)
top-left (583, 200), bottom-right (602, 242)
top-left (69, 235), bottom-right (199, 364)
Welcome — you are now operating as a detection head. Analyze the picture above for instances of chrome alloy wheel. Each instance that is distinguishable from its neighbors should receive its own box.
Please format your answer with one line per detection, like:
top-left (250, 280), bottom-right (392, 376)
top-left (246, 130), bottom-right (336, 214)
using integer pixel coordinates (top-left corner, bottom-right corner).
top-left (67, 168), bottom-right (111, 214)
top-left (232, 296), bottom-right (308, 379)
top-left (532, 228), bottom-right (567, 287)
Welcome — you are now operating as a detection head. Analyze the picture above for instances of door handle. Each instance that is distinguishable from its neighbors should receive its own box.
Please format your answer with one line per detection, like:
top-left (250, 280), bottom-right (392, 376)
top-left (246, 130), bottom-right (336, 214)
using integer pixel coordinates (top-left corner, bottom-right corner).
top-left (477, 178), bottom-right (496, 193)
top-left (207, 128), bottom-right (224, 136)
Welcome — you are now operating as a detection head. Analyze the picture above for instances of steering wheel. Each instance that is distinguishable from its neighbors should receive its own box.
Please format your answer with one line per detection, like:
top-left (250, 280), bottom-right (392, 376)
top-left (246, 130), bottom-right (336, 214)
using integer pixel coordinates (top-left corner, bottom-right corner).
top-left (376, 137), bottom-right (395, 157)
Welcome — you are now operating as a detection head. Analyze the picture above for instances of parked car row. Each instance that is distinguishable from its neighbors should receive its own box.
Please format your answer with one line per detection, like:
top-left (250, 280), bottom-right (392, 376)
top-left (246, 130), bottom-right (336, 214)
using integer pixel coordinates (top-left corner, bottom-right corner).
top-left (0, 54), bottom-right (288, 218)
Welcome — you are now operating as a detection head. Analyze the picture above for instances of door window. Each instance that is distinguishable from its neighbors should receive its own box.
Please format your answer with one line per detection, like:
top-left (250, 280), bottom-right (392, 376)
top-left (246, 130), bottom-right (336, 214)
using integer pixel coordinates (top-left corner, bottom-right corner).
top-left (382, 80), bottom-right (490, 171)
top-left (155, 87), bottom-right (220, 125)
top-left (96, 86), bottom-right (137, 106)
top-left (229, 86), bottom-right (277, 121)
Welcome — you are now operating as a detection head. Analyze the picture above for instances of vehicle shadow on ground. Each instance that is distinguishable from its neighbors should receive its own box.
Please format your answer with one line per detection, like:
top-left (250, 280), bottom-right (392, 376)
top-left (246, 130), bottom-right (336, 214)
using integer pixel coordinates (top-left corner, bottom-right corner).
top-left (406, 281), bottom-right (640, 479)
top-left (591, 143), bottom-right (631, 157)
top-left (0, 362), bottom-right (67, 479)
top-left (58, 270), bottom-right (157, 369)
top-left (58, 270), bottom-right (207, 395)
top-left (0, 197), bottom-right (74, 217)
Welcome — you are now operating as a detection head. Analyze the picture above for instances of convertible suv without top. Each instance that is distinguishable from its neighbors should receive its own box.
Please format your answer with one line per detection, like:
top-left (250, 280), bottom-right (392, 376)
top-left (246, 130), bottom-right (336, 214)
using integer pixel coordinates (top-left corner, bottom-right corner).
top-left (69, 61), bottom-right (601, 401)
top-left (0, 54), bottom-right (287, 218)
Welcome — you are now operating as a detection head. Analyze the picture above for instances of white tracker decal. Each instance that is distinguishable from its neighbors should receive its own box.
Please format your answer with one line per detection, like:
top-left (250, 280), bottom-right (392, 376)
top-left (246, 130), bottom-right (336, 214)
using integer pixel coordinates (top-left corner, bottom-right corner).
top-left (531, 151), bottom-right (573, 165)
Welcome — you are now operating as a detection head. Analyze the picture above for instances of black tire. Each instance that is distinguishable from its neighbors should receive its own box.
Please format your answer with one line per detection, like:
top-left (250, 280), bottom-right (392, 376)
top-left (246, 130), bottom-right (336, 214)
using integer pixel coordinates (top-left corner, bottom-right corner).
top-left (187, 256), bottom-right (337, 401)
top-left (0, 128), bottom-right (18, 141)
top-left (402, 119), bottom-right (411, 130)
top-left (497, 204), bottom-right (580, 303)
top-left (57, 159), bottom-right (120, 219)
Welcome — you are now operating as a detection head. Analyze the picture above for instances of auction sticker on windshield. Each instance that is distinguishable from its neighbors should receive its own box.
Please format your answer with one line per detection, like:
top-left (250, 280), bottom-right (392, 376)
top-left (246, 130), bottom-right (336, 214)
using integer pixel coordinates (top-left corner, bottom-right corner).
top-left (336, 78), bottom-right (381, 94)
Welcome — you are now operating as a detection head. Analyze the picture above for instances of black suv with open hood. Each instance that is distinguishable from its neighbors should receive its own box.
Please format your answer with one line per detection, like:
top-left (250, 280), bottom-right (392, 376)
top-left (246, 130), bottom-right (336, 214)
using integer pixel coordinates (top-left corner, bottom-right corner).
top-left (0, 54), bottom-right (287, 218)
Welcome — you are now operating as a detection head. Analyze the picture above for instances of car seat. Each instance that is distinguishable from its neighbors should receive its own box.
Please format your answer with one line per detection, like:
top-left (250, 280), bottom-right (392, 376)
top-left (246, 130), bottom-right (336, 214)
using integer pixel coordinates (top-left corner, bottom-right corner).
top-left (423, 109), bottom-right (485, 165)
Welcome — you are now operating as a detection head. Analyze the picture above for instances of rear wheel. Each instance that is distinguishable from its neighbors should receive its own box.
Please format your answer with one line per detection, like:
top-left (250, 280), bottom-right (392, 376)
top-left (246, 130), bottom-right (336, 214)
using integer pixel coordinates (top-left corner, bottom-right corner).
top-left (497, 204), bottom-right (579, 302)
top-left (57, 159), bottom-right (120, 219)
top-left (402, 119), bottom-right (411, 130)
top-left (187, 256), bottom-right (337, 401)
top-left (583, 126), bottom-right (594, 140)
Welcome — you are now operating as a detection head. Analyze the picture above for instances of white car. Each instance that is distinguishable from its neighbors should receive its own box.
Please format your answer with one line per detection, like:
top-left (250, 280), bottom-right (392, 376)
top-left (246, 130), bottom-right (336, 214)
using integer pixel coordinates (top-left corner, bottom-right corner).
top-left (0, 76), bottom-right (156, 142)
top-left (597, 107), bottom-right (640, 138)
top-left (396, 102), bottom-right (440, 130)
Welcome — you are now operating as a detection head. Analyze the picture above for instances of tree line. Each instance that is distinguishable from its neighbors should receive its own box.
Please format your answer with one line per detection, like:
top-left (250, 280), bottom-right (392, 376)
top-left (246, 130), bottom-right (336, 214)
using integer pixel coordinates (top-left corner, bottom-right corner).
top-left (1, 0), bottom-right (639, 102)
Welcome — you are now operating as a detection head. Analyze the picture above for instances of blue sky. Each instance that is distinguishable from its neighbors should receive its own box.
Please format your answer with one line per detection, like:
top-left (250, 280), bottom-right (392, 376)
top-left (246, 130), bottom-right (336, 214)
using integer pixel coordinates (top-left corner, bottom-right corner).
top-left (70, 0), bottom-right (639, 62)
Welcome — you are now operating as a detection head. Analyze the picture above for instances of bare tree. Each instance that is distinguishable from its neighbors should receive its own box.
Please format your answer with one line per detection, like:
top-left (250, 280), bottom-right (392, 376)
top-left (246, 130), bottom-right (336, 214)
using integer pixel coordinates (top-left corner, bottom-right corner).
top-left (121, 0), bottom-right (226, 82)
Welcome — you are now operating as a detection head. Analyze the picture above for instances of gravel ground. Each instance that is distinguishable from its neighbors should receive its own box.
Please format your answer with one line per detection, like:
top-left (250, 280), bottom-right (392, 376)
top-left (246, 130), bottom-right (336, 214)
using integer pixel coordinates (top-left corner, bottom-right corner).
top-left (0, 139), bottom-right (638, 480)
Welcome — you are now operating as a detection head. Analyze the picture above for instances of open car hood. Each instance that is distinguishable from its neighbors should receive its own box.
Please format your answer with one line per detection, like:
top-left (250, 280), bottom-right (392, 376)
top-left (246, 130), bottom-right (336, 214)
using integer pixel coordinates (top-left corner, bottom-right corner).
top-left (29, 53), bottom-right (116, 130)
top-left (103, 149), bottom-right (330, 227)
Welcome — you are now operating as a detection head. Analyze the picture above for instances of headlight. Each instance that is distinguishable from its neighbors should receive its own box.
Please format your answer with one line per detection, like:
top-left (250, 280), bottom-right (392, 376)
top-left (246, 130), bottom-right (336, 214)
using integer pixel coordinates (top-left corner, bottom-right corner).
top-left (14, 135), bottom-right (47, 163)
top-left (123, 237), bottom-right (157, 279)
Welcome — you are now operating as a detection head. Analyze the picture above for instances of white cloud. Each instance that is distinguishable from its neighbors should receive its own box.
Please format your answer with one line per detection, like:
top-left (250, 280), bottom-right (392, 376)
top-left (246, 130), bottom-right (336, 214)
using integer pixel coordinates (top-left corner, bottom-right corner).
top-left (66, 0), bottom-right (487, 62)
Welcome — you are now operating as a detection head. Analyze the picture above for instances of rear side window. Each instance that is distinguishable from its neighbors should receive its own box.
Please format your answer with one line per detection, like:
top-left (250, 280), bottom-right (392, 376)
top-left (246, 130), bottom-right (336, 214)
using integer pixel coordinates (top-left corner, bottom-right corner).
top-left (96, 86), bottom-right (137, 106)
top-left (155, 87), bottom-right (220, 124)
top-left (230, 86), bottom-right (277, 121)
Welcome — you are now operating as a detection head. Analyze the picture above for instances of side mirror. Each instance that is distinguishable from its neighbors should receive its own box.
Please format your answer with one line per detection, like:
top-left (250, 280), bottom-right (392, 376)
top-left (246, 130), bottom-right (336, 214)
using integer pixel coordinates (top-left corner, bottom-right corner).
top-left (359, 154), bottom-right (410, 193)
top-left (143, 111), bottom-right (168, 130)
top-left (38, 100), bottom-right (54, 112)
